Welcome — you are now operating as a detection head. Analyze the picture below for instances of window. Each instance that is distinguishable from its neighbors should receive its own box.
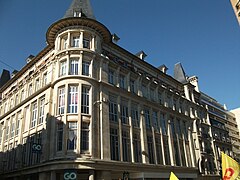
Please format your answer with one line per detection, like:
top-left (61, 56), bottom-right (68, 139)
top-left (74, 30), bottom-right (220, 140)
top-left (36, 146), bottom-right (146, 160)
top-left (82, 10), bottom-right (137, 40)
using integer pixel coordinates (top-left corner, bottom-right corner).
top-left (155, 136), bottom-right (163, 164)
top-left (28, 84), bottom-right (33, 96)
top-left (15, 94), bottom-right (19, 106)
top-left (109, 97), bottom-right (118, 123)
top-left (236, 1), bottom-right (240, 10)
top-left (160, 113), bottom-right (167, 135)
top-left (21, 89), bottom-right (25, 101)
top-left (163, 136), bottom-right (171, 165)
top-left (130, 79), bottom-right (135, 93)
top-left (170, 119), bottom-right (176, 138)
top-left (152, 111), bottom-right (159, 131)
top-left (145, 109), bottom-right (151, 129)
top-left (5, 120), bottom-right (9, 141)
top-left (68, 85), bottom-right (78, 113)
top-left (59, 60), bottom-right (67, 76)
top-left (120, 102), bottom-right (128, 124)
top-left (119, 74), bottom-right (125, 89)
top-left (183, 121), bottom-right (188, 140)
top-left (57, 122), bottom-right (63, 151)
top-left (43, 72), bottom-right (47, 86)
top-left (0, 124), bottom-right (3, 144)
top-left (4, 103), bottom-right (8, 113)
top-left (35, 78), bottom-right (40, 91)
top-left (176, 119), bottom-right (181, 136)
top-left (110, 128), bottom-right (119, 160)
top-left (166, 95), bottom-right (171, 108)
top-left (133, 133), bottom-right (142, 163)
top-left (158, 91), bottom-right (163, 104)
top-left (142, 84), bottom-right (148, 98)
top-left (108, 69), bottom-right (115, 84)
top-left (67, 122), bottom-right (77, 150)
top-left (82, 61), bottom-right (90, 76)
top-left (122, 130), bottom-right (131, 162)
top-left (81, 122), bottom-right (89, 152)
top-left (83, 38), bottom-right (90, 48)
top-left (147, 135), bottom-right (155, 164)
top-left (72, 36), bottom-right (80, 47)
top-left (69, 58), bottom-right (79, 75)
top-left (131, 106), bottom-right (139, 127)
top-left (179, 101), bottom-right (183, 113)
top-left (150, 88), bottom-right (155, 100)
top-left (81, 86), bottom-right (89, 114)
top-left (173, 99), bottom-right (177, 110)
top-left (62, 36), bottom-right (68, 49)
top-left (31, 102), bottom-right (37, 128)
top-left (10, 98), bottom-right (14, 109)
top-left (15, 113), bottom-right (21, 135)
top-left (39, 98), bottom-right (45, 124)
top-left (74, 11), bottom-right (81, 17)
top-left (58, 87), bottom-right (65, 114)
top-left (10, 116), bottom-right (15, 138)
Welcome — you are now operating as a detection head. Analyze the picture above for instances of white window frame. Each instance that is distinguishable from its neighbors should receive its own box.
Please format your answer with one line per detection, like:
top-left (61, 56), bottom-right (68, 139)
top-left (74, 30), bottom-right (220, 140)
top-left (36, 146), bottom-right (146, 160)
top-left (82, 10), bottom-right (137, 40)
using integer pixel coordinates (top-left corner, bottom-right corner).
top-left (81, 86), bottom-right (90, 114)
top-left (31, 102), bottom-right (38, 128)
top-left (59, 60), bottom-right (67, 77)
top-left (58, 87), bottom-right (65, 115)
top-left (82, 60), bottom-right (90, 76)
top-left (68, 85), bottom-right (78, 114)
top-left (69, 58), bottom-right (79, 75)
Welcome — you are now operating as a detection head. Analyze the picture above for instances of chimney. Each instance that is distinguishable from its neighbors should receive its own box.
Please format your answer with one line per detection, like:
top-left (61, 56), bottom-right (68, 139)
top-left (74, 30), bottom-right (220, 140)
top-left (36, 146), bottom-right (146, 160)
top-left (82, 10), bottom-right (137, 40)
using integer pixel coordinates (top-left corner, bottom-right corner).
top-left (188, 76), bottom-right (199, 92)
top-left (0, 69), bottom-right (11, 88)
top-left (26, 55), bottom-right (35, 63)
top-left (158, 64), bottom-right (168, 74)
top-left (135, 51), bottom-right (147, 60)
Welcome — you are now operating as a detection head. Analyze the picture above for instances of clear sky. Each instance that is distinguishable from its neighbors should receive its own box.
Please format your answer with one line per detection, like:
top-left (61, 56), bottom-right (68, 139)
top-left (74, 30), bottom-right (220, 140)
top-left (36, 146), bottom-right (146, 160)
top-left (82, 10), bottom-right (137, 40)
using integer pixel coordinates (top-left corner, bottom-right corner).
top-left (0, 0), bottom-right (239, 110)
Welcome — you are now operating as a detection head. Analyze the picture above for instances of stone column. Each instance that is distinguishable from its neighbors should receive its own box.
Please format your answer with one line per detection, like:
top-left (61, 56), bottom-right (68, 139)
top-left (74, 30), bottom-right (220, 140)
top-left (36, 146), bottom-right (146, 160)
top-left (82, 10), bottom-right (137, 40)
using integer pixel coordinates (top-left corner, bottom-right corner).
top-left (50, 171), bottom-right (56, 180)
top-left (80, 31), bottom-right (84, 48)
top-left (67, 31), bottom-right (71, 48)
top-left (167, 116), bottom-right (174, 166)
top-left (91, 35), bottom-right (95, 51)
top-left (89, 170), bottom-right (95, 180)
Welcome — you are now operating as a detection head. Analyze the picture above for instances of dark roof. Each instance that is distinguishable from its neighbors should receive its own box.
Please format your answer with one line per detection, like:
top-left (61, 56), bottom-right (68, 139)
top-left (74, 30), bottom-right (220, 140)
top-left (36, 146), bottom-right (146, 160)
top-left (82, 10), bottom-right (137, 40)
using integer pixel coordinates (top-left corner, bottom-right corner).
top-left (174, 62), bottom-right (187, 83)
top-left (64, 0), bottom-right (95, 19)
top-left (0, 69), bottom-right (10, 89)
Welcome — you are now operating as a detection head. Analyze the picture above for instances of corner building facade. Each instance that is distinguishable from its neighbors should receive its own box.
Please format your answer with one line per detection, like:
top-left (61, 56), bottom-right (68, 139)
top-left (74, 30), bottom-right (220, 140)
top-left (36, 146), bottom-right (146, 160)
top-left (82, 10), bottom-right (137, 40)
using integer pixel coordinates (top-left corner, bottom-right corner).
top-left (0, 0), bottom-right (218, 179)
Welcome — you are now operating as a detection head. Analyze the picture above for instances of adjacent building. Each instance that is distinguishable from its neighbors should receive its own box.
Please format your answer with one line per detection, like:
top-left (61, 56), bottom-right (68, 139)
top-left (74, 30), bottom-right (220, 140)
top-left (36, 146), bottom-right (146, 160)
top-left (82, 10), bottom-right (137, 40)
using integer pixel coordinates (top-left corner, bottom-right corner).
top-left (200, 93), bottom-right (233, 170)
top-left (0, 0), bottom-right (238, 180)
top-left (230, 0), bottom-right (240, 24)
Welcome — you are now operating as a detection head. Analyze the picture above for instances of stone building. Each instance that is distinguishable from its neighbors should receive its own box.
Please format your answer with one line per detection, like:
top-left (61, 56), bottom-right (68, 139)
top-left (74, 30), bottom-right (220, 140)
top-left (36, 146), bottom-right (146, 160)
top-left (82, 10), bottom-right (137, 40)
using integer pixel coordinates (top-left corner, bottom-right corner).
top-left (230, 0), bottom-right (240, 24)
top-left (0, 0), bottom-right (229, 179)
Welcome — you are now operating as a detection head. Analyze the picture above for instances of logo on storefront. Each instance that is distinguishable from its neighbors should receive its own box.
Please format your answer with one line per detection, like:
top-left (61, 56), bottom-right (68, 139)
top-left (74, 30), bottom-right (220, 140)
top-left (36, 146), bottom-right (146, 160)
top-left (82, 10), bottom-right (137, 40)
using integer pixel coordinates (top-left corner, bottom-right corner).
top-left (32, 143), bottom-right (42, 153)
top-left (64, 170), bottom-right (77, 180)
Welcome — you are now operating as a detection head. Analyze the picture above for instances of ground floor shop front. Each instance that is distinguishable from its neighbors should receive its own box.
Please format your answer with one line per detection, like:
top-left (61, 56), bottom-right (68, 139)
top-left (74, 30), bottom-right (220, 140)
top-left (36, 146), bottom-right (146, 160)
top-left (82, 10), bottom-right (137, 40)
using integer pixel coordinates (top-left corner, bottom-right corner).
top-left (0, 160), bottom-right (219, 180)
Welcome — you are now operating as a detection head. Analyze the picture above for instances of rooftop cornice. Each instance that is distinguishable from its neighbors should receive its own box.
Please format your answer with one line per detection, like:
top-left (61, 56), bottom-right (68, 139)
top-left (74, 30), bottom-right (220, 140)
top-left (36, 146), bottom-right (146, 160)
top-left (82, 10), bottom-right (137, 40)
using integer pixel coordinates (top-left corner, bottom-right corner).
top-left (0, 45), bottom-right (53, 93)
top-left (46, 17), bottom-right (112, 46)
top-left (105, 42), bottom-right (185, 89)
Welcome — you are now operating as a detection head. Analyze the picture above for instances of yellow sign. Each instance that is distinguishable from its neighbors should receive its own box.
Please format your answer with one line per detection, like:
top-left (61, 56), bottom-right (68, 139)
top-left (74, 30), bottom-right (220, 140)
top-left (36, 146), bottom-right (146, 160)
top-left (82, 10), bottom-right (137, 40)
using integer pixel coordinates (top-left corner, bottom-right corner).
top-left (222, 152), bottom-right (240, 180)
top-left (169, 172), bottom-right (179, 180)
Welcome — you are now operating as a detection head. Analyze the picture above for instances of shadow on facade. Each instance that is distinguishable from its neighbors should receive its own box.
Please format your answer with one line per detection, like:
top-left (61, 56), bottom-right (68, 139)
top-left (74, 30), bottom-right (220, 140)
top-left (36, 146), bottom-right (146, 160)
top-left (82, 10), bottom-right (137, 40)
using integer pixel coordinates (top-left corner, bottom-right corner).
top-left (0, 113), bottom-right (79, 180)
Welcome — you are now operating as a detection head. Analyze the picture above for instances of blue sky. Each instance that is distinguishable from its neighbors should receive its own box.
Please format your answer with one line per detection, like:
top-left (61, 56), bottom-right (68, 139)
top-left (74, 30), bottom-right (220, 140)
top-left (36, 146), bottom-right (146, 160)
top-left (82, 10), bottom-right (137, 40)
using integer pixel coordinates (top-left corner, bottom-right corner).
top-left (0, 0), bottom-right (239, 110)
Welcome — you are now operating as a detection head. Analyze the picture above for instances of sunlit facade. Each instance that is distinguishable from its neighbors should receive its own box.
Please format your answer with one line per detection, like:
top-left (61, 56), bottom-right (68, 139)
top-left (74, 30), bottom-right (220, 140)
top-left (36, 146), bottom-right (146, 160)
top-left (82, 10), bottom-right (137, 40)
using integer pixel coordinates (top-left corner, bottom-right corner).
top-left (0, 0), bottom-right (233, 179)
top-left (230, 0), bottom-right (240, 25)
